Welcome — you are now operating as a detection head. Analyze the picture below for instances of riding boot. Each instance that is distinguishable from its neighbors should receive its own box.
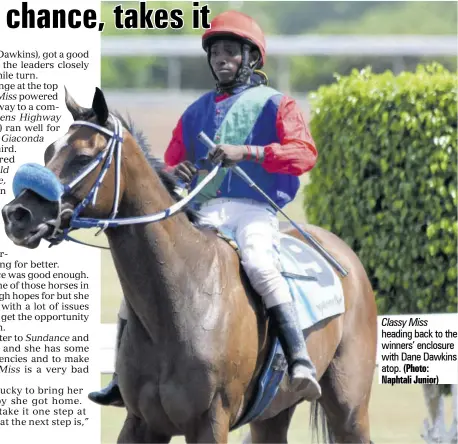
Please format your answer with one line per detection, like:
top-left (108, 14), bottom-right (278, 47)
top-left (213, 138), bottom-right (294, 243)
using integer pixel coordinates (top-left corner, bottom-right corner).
top-left (88, 317), bottom-right (127, 407)
top-left (267, 302), bottom-right (322, 400)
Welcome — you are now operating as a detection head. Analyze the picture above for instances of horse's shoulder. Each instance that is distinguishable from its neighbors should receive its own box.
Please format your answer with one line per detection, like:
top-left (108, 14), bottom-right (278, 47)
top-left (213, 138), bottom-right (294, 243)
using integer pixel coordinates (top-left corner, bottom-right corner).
top-left (195, 225), bottom-right (246, 269)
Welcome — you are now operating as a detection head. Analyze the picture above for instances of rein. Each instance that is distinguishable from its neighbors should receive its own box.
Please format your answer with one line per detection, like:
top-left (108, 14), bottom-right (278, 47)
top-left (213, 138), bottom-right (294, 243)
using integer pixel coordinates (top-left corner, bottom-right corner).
top-left (12, 114), bottom-right (222, 250)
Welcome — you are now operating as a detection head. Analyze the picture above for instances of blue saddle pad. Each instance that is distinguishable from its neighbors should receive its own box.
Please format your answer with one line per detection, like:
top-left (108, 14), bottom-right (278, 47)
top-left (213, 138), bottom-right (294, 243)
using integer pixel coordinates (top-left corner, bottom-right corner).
top-left (218, 228), bottom-right (345, 429)
top-left (231, 336), bottom-right (287, 430)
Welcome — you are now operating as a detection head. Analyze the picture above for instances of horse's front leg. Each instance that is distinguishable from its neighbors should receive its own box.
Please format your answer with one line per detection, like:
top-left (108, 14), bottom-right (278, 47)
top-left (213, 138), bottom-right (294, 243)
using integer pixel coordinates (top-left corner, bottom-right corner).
top-left (117, 413), bottom-right (171, 444)
top-left (185, 419), bottom-right (230, 444)
top-left (185, 395), bottom-right (231, 444)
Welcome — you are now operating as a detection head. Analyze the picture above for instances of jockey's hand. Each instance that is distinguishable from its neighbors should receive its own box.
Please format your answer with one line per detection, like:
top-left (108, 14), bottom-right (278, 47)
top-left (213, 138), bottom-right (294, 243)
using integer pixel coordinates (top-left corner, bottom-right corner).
top-left (209, 144), bottom-right (245, 167)
top-left (173, 161), bottom-right (197, 185)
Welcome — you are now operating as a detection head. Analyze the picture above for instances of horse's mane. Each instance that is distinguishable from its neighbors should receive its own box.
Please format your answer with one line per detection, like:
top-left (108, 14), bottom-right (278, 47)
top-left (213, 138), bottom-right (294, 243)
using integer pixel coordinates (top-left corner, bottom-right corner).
top-left (111, 111), bottom-right (209, 228)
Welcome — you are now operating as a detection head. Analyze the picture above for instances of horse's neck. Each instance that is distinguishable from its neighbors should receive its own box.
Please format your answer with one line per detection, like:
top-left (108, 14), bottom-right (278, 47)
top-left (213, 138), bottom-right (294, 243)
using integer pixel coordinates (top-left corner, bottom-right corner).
top-left (105, 136), bottom-right (217, 339)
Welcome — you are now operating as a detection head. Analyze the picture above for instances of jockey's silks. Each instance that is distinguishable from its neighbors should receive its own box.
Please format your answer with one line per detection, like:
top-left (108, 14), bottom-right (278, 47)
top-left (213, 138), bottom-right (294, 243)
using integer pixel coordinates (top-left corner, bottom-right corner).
top-left (182, 86), bottom-right (299, 207)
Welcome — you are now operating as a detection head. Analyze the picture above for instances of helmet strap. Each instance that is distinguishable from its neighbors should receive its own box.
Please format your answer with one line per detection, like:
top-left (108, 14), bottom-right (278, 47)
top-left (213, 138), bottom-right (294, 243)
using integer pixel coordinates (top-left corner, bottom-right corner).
top-left (236, 43), bottom-right (253, 84)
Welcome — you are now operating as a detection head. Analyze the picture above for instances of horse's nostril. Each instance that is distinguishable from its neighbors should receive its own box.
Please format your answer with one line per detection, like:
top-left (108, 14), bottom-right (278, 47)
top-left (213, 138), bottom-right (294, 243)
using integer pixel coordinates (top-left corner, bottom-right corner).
top-left (7, 205), bottom-right (32, 227)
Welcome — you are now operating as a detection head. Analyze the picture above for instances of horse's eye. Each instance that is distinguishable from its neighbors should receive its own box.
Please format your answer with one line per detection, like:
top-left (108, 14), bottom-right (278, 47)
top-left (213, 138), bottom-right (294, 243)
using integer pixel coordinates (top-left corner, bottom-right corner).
top-left (75, 155), bottom-right (93, 166)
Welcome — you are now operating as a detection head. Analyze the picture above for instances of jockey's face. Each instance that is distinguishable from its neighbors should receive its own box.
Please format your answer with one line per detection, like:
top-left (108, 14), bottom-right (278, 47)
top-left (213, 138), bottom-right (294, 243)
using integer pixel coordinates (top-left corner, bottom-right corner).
top-left (209, 39), bottom-right (242, 84)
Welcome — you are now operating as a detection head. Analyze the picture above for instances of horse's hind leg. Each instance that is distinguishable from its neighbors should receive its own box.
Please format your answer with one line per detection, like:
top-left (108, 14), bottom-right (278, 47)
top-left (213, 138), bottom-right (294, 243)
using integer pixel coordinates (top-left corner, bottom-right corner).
top-left (248, 405), bottom-right (297, 444)
top-left (117, 413), bottom-right (171, 443)
top-left (314, 343), bottom-right (375, 443)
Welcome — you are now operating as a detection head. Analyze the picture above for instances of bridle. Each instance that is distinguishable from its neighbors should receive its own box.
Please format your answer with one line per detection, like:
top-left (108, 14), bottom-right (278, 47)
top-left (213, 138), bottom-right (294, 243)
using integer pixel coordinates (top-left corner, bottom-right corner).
top-left (12, 114), bottom-right (222, 249)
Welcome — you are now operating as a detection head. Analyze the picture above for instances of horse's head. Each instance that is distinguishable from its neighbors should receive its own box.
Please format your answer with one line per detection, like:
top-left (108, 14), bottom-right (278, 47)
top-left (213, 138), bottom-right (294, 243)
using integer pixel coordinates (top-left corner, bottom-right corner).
top-left (2, 87), bottom-right (129, 248)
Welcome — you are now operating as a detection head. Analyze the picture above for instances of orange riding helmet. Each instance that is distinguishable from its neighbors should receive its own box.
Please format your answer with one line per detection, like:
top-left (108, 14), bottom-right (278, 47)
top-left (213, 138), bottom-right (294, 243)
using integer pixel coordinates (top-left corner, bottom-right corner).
top-left (202, 11), bottom-right (266, 68)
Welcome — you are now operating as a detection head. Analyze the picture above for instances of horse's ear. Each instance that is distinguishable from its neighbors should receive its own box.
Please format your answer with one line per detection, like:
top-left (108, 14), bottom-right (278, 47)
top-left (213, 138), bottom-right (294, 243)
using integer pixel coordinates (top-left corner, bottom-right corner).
top-left (92, 87), bottom-right (109, 125)
top-left (64, 86), bottom-right (90, 120)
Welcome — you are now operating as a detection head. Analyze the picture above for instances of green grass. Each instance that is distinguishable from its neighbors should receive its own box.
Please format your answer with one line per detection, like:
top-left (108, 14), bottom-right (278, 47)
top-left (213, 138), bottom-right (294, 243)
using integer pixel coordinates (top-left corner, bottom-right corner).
top-left (98, 373), bottom-right (455, 444)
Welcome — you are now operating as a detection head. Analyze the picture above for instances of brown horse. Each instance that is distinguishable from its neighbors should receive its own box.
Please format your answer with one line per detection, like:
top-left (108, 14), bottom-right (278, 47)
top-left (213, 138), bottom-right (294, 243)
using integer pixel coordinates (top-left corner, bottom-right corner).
top-left (2, 88), bottom-right (377, 443)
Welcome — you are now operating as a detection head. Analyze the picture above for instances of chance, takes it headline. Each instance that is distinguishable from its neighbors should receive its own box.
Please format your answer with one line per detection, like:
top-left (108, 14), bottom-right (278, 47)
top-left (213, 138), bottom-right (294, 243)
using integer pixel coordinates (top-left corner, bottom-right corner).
top-left (6, 1), bottom-right (211, 31)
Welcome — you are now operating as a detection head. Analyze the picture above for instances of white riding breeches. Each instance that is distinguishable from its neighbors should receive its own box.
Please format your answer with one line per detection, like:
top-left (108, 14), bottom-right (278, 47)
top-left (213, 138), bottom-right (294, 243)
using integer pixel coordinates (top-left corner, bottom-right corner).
top-left (197, 198), bottom-right (292, 309)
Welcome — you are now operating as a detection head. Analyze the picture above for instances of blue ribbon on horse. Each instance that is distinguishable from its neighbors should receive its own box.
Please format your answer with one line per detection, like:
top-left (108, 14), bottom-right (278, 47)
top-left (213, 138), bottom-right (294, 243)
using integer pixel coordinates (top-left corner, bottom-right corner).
top-left (12, 163), bottom-right (65, 201)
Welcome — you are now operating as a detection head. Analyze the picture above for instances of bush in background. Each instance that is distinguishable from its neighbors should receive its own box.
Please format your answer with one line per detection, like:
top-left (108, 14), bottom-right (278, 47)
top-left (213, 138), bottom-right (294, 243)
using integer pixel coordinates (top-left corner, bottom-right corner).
top-left (304, 63), bottom-right (457, 315)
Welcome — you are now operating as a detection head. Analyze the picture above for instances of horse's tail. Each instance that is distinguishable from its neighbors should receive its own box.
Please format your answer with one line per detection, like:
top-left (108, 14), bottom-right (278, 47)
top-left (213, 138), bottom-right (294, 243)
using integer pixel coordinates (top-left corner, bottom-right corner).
top-left (309, 400), bottom-right (334, 443)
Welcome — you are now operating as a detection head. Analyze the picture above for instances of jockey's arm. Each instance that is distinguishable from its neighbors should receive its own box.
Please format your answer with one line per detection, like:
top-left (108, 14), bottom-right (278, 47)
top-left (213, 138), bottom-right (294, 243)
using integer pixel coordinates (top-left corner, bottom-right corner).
top-left (163, 97), bottom-right (318, 177)
top-left (164, 117), bottom-right (186, 170)
top-left (260, 96), bottom-right (318, 176)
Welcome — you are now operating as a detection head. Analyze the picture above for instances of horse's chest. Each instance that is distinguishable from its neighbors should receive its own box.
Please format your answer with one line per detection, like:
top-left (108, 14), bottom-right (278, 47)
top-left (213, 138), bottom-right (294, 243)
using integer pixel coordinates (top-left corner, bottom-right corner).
top-left (159, 369), bottom-right (215, 426)
top-left (123, 353), bottom-right (216, 432)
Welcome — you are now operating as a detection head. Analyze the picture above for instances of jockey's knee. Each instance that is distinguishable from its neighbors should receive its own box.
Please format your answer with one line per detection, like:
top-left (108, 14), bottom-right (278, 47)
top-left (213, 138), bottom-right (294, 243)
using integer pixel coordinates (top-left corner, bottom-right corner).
top-left (241, 251), bottom-right (291, 309)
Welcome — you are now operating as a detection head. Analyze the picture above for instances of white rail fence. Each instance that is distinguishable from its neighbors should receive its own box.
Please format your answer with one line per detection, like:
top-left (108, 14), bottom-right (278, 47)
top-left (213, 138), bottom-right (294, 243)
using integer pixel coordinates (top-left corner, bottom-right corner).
top-left (101, 35), bottom-right (457, 57)
top-left (101, 35), bottom-right (457, 91)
